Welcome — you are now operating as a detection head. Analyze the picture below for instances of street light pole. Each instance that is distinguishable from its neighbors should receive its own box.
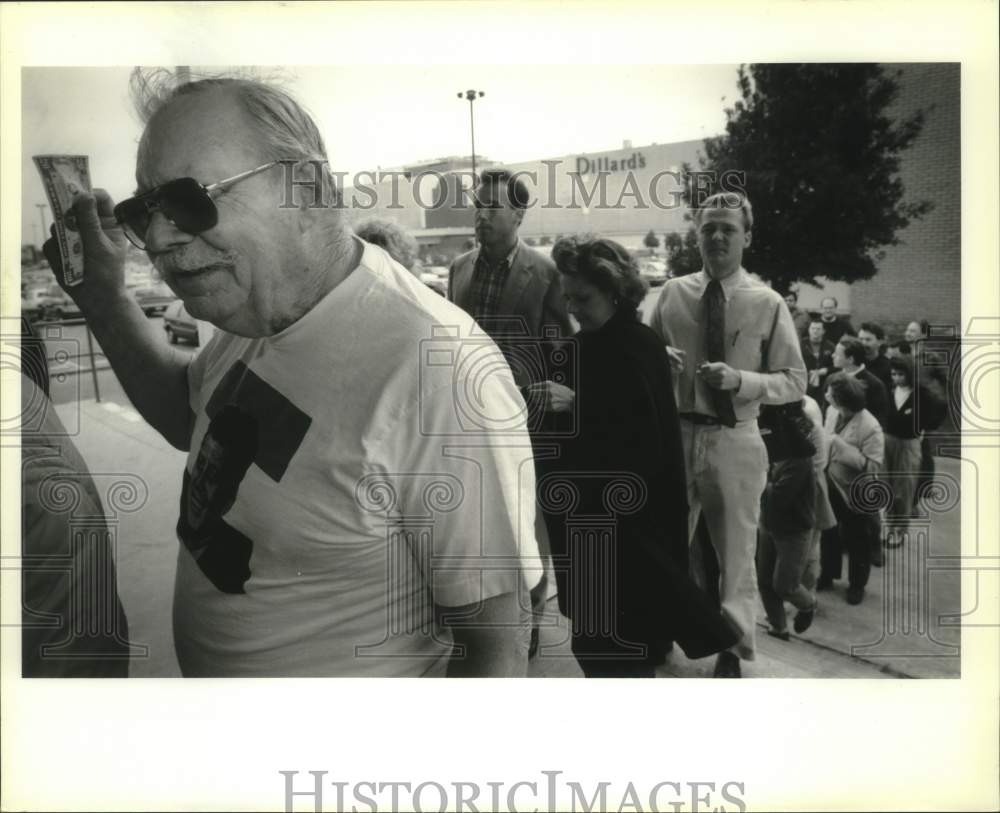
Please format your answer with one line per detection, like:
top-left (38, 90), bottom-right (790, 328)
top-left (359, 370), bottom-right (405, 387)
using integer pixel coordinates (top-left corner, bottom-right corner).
top-left (457, 89), bottom-right (485, 179)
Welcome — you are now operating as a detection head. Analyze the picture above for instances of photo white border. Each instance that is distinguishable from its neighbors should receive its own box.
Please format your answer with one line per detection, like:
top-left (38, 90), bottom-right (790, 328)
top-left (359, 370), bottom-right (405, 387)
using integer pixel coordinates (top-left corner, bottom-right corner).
top-left (2, 2), bottom-right (997, 811)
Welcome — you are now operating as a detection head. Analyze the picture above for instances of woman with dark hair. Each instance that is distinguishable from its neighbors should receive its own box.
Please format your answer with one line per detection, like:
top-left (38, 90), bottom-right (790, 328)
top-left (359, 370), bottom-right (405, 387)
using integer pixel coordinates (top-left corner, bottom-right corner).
top-left (818, 372), bottom-right (885, 605)
top-left (883, 355), bottom-right (929, 540)
top-left (527, 235), bottom-right (738, 677)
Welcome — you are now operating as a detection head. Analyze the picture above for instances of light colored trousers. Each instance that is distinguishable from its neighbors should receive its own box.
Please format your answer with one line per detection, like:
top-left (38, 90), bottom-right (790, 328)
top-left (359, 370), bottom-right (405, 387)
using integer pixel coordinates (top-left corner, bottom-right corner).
top-left (885, 434), bottom-right (923, 521)
top-left (801, 527), bottom-right (822, 592)
top-left (681, 419), bottom-right (768, 661)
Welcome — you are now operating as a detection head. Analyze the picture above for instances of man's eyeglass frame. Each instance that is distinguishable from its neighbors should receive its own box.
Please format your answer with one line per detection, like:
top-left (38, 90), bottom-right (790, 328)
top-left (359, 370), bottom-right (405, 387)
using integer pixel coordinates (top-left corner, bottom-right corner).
top-left (114, 160), bottom-right (281, 249)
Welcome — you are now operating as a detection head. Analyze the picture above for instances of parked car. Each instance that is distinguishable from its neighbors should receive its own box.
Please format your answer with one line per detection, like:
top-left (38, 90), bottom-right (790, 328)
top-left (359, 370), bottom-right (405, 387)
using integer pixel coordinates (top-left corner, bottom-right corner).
top-left (31, 283), bottom-right (82, 322)
top-left (21, 286), bottom-right (50, 322)
top-left (132, 281), bottom-right (177, 316)
top-left (162, 300), bottom-right (200, 346)
top-left (639, 258), bottom-right (668, 287)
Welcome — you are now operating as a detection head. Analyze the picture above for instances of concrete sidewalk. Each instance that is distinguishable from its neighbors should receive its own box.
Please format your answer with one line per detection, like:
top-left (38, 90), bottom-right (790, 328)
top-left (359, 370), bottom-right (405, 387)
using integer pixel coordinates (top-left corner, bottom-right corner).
top-left (55, 397), bottom-right (962, 679)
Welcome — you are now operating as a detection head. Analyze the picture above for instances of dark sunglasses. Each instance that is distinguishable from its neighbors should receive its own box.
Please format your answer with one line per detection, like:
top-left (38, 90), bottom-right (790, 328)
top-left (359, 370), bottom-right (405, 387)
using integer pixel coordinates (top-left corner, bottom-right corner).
top-left (113, 161), bottom-right (280, 249)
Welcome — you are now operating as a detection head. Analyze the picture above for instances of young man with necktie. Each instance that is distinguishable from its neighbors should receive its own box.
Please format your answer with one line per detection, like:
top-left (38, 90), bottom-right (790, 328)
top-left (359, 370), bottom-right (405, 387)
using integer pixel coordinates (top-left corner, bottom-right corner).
top-left (649, 192), bottom-right (807, 677)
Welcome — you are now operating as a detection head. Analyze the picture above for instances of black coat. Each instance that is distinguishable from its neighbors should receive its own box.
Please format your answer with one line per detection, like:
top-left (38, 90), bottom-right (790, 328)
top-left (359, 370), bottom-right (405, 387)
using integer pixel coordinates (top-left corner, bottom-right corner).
top-left (885, 384), bottom-right (948, 439)
top-left (541, 311), bottom-right (738, 659)
top-left (867, 353), bottom-right (894, 394)
top-left (801, 339), bottom-right (835, 402)
top-left (857, 368), bottom-right (889, 427)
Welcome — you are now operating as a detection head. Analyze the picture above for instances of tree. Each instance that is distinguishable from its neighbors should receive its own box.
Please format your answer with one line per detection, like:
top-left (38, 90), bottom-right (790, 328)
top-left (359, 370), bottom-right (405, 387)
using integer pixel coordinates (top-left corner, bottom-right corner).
top-left (667, 64), bottom-right (933, 292)
top-left (643, 229), bottom-right (660, 252)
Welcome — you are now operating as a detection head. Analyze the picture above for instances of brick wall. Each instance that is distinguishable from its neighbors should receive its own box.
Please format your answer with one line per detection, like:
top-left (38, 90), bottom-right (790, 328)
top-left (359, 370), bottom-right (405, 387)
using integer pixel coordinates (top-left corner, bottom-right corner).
top-left (850, 63), bottom-right (961, 338)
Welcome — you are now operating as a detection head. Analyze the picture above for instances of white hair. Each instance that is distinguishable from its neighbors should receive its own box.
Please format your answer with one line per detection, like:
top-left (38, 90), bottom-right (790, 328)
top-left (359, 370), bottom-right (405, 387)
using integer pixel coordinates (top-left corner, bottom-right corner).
top-left (130, 68), bottom-right (337, 203)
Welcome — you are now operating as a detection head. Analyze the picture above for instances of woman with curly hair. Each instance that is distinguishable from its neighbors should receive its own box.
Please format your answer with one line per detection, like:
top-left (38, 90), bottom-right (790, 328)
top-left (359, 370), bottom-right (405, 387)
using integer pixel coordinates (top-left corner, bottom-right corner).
top-left (527, 235), bottom-right (738, 677)
top-left (818, 372), bottom-right (885, 605)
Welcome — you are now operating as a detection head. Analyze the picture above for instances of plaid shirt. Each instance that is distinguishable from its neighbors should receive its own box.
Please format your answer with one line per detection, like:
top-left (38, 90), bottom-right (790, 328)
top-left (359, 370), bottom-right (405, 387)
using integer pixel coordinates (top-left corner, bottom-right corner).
top-left (469, 242), bottom-right (519, 324)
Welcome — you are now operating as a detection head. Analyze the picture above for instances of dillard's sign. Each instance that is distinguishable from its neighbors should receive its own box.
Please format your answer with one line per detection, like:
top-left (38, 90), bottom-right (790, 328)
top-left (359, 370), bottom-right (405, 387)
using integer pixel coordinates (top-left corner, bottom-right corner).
top-left (575, 151), bottom-right (647, 175)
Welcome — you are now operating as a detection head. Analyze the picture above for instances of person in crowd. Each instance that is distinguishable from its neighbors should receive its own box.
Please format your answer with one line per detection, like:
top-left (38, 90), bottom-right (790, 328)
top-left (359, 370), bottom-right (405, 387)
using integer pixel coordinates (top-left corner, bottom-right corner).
top-left (857, 321), bottom-right (892, 392)
top-left (831, 335), bottom-right (888, 427)
top-left (900, 318), bottom-right (950, 514)
top-left (354, 217), bottom-right (419, 272)
top-left (529, 235), bottom-right (739, 677)
top-left (886, 339), bottom-right (911, 359)
top-left (43, 72), bottom-right (540, 677)
top-left (755, 400), bottom-right (820, 641)
top-left (21, 320), bottom-right (132, 676)
top-left (817, 296), bottom-right (855, 346)
top-left (799, 394), bottom-right (838, 600)
top-left (802, 318), bottom-right (835, 406)
top-left (903, 319), bottom-right (929, 345)
top-left (648, 192), bottom-right (807, 678)
top-left (448, 168), bottom-right (575, 658)
top-left (448, 168), bottom-right (573, 365)
top-left (783, 290), bottom-right (811, 338)
top-left (818, 374), bottom-right (885, 605)
top-left (883, 355), bottom-right (926, 545)
top-left (829, 334), bottom-right (888, 566)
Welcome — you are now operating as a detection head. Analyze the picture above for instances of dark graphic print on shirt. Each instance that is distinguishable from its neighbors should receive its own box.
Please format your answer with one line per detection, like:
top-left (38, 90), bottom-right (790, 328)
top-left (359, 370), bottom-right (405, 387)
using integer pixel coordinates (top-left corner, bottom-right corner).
top-left (177, 362), bottom-right (313, 594)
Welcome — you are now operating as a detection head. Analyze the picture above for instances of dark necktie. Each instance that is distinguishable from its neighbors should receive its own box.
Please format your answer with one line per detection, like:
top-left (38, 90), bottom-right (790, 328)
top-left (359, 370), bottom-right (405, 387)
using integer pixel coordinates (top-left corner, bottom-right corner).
top-left (704, 278), bottom-right (737, 427)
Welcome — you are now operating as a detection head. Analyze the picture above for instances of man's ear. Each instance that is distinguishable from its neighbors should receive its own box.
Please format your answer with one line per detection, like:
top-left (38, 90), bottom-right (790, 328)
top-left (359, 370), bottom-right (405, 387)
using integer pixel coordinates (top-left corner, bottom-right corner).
top-left (743, 228), bottom-right (752, 250)
top-left (513, 207), bottom-right (525, 228)
top-left (287, 159), bottom-right (334, 216)
top-left (294, 163), bottom-right (338, 235)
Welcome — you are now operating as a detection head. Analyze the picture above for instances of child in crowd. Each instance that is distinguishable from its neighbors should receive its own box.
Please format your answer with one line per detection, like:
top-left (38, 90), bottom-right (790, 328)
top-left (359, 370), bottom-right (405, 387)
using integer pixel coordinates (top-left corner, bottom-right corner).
top-left (756, 400), bottom-right (821, 640)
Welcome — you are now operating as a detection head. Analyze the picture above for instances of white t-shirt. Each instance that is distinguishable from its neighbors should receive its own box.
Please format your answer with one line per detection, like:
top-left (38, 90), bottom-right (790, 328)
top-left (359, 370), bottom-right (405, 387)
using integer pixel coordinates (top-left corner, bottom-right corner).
top-left (173, 240), bottom-right (541, 676)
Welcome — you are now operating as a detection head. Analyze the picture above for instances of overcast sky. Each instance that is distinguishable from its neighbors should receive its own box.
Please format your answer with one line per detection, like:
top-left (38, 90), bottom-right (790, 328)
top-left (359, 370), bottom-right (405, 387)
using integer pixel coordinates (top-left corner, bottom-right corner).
top-left (20, 64), bottom-right (739, 246)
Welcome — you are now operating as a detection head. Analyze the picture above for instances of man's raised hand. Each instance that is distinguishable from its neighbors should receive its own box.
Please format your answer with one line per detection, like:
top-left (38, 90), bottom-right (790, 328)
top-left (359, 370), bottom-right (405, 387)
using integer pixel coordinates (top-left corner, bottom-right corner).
top-left (43, 190), bottom-right (127, 304)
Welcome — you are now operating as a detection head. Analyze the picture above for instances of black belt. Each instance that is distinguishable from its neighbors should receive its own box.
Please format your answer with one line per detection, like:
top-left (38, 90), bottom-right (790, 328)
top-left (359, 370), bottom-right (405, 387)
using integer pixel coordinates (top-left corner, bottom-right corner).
top-left (679, 412), bottom-right (721, 426)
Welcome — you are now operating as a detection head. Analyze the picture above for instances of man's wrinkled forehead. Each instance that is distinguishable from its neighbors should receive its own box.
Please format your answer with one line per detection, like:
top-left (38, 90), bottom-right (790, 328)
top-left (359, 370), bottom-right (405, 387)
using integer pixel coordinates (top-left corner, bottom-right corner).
top-left (135, 88), bottom-right (257, 191)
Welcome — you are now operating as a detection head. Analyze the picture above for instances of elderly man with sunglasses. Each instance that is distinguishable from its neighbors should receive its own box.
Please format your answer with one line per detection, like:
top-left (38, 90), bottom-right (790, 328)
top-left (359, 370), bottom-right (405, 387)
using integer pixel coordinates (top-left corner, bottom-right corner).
top-left (43, 74), bottom-right (541, 677)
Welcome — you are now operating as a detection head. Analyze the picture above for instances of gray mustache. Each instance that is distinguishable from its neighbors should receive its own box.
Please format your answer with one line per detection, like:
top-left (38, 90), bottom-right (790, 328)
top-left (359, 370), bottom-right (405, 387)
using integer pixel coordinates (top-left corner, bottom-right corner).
top-left (157, 251), bottom-right (237, 275)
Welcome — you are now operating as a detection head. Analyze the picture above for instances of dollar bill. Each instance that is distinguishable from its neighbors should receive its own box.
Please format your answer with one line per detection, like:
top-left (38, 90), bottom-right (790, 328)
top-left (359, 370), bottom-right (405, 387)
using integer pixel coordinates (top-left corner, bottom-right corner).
top-left (33, 155), bottom-right (92, 286)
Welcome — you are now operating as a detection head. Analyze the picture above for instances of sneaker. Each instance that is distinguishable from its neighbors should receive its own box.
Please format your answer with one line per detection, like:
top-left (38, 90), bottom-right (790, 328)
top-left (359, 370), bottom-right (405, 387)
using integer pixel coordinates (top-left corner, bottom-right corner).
top-left (816, 577), bottom-right (834, 591)
top-left (794, 601), bottom-right (818, 634)
top-left (713, 651), bottom-right (742, 678)
top-left (846, 586), bottom-right (865, 605)
top-left (766, 627), bottom-right (791, 642)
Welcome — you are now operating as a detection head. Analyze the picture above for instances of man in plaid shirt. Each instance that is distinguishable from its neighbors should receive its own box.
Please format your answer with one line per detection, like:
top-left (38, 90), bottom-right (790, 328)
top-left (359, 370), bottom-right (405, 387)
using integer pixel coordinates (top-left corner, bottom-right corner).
top-left (448, 168), bottom-right (574, 658)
